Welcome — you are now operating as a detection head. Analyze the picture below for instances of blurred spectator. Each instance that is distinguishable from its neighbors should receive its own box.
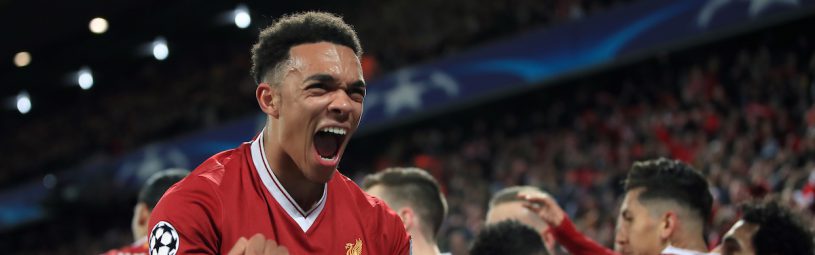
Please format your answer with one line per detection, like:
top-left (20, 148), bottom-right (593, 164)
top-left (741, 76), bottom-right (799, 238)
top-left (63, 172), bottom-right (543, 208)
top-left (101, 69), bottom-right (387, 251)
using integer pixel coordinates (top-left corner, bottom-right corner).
top-left (346, 26), bottom-right (815, 254)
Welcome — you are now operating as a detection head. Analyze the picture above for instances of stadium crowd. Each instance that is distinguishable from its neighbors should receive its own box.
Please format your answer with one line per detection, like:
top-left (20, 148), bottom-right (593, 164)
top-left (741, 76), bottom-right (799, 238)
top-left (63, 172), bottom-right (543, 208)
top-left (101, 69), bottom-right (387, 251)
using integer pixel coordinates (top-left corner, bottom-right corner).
top-left (345, 27), bottom-right (815, 254)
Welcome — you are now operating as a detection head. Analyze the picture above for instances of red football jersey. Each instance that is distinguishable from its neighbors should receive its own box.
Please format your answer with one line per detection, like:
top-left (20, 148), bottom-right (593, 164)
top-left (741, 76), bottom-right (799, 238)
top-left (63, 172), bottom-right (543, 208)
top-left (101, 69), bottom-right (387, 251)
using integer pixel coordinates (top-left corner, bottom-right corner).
top-left (551, 216), bottom-right (616, 255)
top-left (101, 237), bottom-right (149, 255)
top-left (148, 133), bottom-right (411, 255)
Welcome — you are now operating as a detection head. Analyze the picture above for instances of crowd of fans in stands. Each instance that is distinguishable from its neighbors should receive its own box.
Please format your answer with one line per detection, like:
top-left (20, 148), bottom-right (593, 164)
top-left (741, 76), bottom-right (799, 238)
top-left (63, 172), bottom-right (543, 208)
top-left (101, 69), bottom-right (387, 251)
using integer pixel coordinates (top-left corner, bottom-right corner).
top-left (347, 29), bottom-right (815, 254)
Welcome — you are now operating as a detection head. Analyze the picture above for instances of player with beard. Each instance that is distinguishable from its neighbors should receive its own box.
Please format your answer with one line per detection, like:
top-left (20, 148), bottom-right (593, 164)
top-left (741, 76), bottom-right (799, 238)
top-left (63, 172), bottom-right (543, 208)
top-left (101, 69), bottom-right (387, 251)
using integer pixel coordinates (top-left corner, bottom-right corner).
top-left (523, 158), bottom-right (717, 255)
top-left (148, 12), bottom-right (411, 255)
top-left (614, 158), bottom-right (715, 255)
top-left (712, 200), bottom-right (814, 255)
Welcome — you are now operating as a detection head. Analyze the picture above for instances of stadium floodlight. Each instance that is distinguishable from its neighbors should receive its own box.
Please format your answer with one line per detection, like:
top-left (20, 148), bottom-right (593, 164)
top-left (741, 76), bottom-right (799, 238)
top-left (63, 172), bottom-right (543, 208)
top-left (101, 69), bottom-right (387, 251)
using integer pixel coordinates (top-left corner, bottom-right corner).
top-left (16, 91), bottom-right (31, 114)
top-left (14, 51), bottom-right (31, 67)
top-left (89, 17), bottom-right (109, 34)
top-left (78, 67), bottom-right (94, 90)
top-left (152, 37), bottom-right (169, 61)
top-left (234, 5), bottom-right (251, 29)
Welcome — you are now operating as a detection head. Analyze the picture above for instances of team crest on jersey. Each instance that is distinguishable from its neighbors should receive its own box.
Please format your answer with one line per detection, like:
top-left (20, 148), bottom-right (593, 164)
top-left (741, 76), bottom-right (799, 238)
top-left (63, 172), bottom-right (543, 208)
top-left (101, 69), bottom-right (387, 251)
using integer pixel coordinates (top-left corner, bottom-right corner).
top-left (149, 221), bottom-right (179, 255)
top-left (344, 238), bottom-right (362, 255)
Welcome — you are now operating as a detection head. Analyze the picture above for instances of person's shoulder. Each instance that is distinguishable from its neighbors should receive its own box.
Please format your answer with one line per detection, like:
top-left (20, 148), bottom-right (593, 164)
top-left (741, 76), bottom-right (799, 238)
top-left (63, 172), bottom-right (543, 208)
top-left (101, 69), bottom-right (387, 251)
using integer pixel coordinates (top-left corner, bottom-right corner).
top-left (155, 143), bottom-right (250, 211)
top-left (331, 171), bottom-right (402, 224)
top-left (332, 171), bottom-right (389, 210)
top-left (331, 171), bottom-right (410, 252)
top-left (182, 143), bottom-right (249, 189)
top-left (145, 149), bottom-right (243, 254)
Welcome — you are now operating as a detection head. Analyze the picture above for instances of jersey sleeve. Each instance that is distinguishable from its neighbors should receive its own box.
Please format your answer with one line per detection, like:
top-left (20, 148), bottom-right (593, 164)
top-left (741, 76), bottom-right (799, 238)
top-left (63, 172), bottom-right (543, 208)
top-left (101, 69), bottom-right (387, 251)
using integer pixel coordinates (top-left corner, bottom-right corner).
top-left (386, 211), bottom-right (412, 255)
top-left (551, 216), bottom-right (617, 255)
top-left (376, 205), bottom-right (411, 255)
top-left (147, 176), bottom-right (222, 255)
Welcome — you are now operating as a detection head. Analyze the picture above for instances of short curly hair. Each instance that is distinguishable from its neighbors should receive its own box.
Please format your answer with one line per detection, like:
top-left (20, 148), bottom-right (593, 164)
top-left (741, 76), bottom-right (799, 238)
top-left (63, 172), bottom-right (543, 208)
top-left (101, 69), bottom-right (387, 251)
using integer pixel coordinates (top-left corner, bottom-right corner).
top-left (250, 11), bottom-right (362, 85)
top-left (741, 201), bottom-right (814, 255)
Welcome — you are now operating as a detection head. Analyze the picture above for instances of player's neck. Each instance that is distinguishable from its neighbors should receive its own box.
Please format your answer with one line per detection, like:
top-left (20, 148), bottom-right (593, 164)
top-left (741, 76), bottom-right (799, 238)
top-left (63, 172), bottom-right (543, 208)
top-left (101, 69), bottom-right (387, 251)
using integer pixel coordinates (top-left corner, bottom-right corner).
top-left (411, 235), bottom-right (441, 255)
top-left (263, 130), bottom-right (325, 210)
top-left (667, 232), bottom-right (708, 253)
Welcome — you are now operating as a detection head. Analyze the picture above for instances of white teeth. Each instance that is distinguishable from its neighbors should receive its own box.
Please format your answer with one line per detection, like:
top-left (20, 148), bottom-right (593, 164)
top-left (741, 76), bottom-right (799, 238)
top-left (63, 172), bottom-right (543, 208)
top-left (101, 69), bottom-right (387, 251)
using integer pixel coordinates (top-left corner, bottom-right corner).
top-left (320, 127), bottom-right (347, 135)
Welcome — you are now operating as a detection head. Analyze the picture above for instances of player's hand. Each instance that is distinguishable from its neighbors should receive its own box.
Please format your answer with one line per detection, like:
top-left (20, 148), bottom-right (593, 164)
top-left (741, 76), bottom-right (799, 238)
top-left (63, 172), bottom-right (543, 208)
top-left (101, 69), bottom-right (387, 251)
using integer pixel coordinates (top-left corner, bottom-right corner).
top-left (227, 233), bottom-right (289, 255)
top-left (519, 193), bottom-right (565, 227)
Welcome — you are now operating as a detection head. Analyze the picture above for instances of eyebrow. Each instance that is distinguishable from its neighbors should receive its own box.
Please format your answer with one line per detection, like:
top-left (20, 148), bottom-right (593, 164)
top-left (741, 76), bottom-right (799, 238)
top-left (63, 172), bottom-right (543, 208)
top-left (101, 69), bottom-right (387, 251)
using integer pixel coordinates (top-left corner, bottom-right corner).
top-left (304, 73), bottom-right (336, 83)
top-left (304, 73), bottom-right (366, 88)
top-left (350, 80), bottom-right (366, 89)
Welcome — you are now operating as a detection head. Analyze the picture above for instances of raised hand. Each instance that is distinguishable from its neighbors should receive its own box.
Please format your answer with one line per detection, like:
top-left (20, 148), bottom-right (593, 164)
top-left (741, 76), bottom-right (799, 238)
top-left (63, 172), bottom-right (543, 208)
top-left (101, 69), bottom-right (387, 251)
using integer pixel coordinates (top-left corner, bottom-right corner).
top-left (519, 193), bottom-right (565, 227)
top-left (227, 233), bottom-right (290, 255)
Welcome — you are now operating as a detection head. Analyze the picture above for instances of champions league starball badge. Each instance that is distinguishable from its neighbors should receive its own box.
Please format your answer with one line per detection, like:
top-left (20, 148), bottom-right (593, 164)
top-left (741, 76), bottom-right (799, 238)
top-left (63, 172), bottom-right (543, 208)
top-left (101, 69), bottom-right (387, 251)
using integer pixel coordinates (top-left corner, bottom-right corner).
top-left (150, 221), bottom-right (179, 255)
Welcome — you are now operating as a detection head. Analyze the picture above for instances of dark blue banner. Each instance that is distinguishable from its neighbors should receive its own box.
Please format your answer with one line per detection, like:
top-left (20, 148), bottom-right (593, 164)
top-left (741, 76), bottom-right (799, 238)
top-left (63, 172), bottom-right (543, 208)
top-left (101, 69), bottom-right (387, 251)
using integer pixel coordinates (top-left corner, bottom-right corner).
top-left (359, 0), bottom-right (814, 129)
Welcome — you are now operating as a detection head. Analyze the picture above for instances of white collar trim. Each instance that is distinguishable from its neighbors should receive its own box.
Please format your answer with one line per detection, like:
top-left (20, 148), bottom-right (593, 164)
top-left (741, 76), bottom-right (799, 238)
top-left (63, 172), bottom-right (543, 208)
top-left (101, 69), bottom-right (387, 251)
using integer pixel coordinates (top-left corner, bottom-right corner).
top-left (250, 130), bottom-right (327, 232)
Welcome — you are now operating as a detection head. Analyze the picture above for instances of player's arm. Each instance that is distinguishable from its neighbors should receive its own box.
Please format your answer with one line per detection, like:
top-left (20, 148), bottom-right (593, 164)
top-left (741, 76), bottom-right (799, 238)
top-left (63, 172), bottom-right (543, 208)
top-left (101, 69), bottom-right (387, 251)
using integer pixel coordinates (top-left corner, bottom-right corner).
top-left (148, 177), bottom-right (222, 255)
top-left (522, 194), bottom-right (618, 255)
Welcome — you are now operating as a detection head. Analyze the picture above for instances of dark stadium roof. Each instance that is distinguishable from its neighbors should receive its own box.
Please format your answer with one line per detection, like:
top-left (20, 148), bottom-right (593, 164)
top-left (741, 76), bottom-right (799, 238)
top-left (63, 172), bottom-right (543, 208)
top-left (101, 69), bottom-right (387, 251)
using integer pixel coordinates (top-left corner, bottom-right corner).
top-left (0, 0), bottom-right (351, 120)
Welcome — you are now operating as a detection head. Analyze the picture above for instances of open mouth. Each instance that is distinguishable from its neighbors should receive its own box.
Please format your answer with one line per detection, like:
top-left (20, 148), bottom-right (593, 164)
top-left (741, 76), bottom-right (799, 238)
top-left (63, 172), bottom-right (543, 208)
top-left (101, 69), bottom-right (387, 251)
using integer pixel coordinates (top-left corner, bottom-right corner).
top-left (313, 127), bottom-right (347, 160)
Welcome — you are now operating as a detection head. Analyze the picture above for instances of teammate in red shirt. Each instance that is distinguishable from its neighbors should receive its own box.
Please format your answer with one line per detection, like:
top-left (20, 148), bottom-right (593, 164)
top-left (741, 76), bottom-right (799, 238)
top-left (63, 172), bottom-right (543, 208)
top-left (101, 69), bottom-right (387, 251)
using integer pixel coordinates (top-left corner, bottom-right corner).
top-left (103, 169), bottom-right (189, 255)
top-left (147, 12), bottom-right (411, 255)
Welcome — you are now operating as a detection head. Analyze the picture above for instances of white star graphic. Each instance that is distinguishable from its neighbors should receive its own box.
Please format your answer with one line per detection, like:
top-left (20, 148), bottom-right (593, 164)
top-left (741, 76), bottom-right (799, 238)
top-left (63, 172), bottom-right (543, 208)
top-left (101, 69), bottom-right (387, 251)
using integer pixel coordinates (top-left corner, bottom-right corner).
top-left (429, 71), bottom-right (460, 97)
top-left (384, 70), bottom-right (427, 117)
top-left (697, 0), bottom-right (799, 27)
top-left (748, 0), bottom-right (799, 16)
top-left (698, 0), bottom-right (732, 27)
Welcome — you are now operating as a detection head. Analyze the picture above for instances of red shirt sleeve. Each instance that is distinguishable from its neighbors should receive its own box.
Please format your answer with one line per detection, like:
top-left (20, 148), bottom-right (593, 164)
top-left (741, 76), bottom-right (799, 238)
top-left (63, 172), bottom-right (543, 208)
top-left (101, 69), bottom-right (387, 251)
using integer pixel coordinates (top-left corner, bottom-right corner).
top-left (551, 216), bottom-right (618, 255)
top-left (367, 194), bottom-right (411, 255)
top-left (386, 212), bottom-right (412, 255)
top-left (148, 176), bottom-right (222, 255)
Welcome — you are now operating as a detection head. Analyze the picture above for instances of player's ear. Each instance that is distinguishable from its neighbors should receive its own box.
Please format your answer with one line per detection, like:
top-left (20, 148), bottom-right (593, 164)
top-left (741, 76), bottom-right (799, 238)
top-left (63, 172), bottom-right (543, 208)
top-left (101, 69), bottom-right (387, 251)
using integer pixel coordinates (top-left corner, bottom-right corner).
top-left (398, 207), bottom-right (414, 230)
top-left (132, 202), bottom-right (151, 239)
top-left (659, 211), bottom-right (678, 241)
top-left (257, 82), bottom-right (280, 118)
top-left (137, 203), bottom-right (150, 226)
